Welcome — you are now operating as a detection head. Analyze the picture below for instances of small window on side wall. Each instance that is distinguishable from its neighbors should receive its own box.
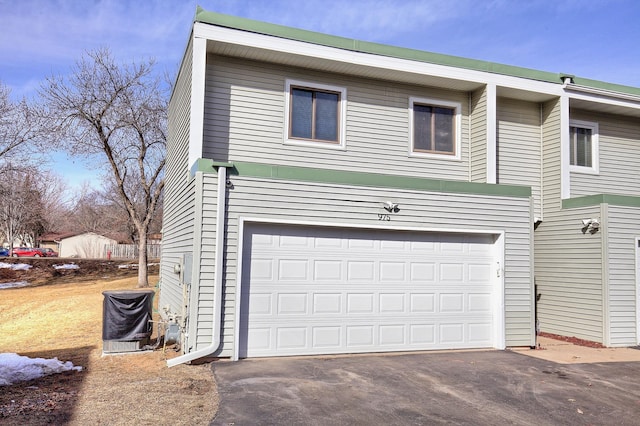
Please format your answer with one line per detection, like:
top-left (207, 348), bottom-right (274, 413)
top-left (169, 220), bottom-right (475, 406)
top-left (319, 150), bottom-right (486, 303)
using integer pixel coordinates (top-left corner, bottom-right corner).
top-left (569, 120), bottom-right (599, 174)
top-left (410, 97), bottom-right (461, 160)
top-left (285, 80), bottom-right (346, 149)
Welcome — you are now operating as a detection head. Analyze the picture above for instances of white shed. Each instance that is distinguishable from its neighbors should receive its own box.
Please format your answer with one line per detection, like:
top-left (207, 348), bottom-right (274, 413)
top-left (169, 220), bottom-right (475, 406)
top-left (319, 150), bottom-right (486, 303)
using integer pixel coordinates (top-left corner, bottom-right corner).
top-left (59, 232), bottom-right (117, 258)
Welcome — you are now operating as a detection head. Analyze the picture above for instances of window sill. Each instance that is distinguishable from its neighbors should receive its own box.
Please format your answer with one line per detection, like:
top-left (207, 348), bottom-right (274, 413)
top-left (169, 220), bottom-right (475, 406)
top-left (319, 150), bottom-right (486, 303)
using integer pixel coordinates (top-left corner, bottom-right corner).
top-left (570, 165), bottom-right (599, 175)
top-left (284, 138), bottom-right (346, 151)
top-left (408, 151), bottom-right (461, 161)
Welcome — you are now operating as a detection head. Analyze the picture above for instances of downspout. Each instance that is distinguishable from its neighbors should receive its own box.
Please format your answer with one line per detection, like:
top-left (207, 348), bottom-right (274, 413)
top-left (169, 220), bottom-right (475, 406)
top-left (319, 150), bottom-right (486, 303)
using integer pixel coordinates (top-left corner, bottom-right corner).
top-left (168, 165), bottom-right (227, 367)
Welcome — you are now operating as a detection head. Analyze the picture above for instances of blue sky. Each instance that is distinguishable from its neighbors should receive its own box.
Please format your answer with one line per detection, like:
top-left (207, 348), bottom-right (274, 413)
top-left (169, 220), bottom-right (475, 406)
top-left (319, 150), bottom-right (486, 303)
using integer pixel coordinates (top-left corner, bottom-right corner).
top-left (2, 0), bottom-right (639, 189)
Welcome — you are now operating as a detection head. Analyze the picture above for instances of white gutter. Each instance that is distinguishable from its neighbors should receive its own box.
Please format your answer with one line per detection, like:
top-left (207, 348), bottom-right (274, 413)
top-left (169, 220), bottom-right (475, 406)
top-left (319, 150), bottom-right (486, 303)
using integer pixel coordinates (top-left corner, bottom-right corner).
top-left (168, 165), bottom-right (227, 367)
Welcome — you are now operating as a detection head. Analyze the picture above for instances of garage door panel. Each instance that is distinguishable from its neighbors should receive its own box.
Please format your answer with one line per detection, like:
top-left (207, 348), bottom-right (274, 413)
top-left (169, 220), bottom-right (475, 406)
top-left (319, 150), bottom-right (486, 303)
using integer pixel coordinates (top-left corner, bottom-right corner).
top-left (313, 293), bottom-right (341, 313)
top-left (241, 224), bottom-right (499, 357)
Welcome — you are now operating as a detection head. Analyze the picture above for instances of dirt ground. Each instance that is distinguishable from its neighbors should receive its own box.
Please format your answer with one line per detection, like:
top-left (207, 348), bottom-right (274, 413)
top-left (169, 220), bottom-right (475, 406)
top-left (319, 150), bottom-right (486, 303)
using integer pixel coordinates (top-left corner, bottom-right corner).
top-left (0, 259), bottom-right (218, 425)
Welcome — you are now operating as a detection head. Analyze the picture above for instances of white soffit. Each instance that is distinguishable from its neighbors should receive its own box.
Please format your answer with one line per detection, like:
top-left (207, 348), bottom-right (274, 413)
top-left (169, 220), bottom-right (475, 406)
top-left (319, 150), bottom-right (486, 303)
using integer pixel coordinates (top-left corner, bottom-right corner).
top-left (195, 23), bottom-right (563, 97)
top-left (568, 94), bottom-right (640, 119)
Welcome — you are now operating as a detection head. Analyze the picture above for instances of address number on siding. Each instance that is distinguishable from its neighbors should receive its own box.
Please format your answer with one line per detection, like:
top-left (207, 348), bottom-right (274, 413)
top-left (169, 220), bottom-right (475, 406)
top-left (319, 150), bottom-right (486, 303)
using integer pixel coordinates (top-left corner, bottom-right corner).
top-left (378, 214), bottom-right (391, 221)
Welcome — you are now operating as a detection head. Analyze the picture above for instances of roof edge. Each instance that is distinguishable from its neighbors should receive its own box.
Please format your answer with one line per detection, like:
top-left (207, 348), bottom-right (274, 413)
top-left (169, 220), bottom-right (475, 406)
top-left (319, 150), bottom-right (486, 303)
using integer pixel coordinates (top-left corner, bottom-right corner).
top-left (194, 7), bottom-right (640, 96)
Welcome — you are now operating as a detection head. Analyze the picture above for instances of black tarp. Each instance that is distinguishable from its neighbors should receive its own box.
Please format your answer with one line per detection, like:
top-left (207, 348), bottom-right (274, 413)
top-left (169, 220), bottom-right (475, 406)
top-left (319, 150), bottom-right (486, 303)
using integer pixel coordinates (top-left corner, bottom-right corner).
top-left (102, 290), bottom-right (154, 341)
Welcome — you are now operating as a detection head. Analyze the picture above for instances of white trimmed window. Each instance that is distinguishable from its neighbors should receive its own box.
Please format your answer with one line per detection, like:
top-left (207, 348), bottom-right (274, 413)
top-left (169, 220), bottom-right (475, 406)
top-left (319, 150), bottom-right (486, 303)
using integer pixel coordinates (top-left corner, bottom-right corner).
top-left (284, 79), bottom-right (346, 149)
top-left (409, 97), bottom-right (461, 160)
top-left (569, 119), bottom-right (599, 174)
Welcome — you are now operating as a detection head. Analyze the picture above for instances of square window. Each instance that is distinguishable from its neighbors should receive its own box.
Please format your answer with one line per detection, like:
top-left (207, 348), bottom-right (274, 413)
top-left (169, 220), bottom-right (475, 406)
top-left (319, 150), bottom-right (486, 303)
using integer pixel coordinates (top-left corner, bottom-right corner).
top-left (285, 80), bottom-right (346, 149)
top-left (569, 120), bottom-right (599, 174)
top-left (410, 97), bottom-right (461, 160)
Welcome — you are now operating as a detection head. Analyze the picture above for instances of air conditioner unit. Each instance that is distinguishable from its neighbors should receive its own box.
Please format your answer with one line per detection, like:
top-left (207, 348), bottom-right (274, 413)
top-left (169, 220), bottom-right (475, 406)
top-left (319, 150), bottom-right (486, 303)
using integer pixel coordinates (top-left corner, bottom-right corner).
top-left (102, 289), bottom-right (155, 354)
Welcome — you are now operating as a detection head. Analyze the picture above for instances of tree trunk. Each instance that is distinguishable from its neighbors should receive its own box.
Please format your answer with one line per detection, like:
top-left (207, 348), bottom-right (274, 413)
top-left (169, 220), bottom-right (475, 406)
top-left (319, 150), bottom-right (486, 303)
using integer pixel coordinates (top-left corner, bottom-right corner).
top-left (137, 232), bottom-right (149, 288)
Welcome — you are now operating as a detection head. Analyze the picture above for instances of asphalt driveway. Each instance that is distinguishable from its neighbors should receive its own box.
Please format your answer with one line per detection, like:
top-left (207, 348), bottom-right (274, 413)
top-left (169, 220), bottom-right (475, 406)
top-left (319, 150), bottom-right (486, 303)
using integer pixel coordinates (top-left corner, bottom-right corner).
top-left (211, 349), bottom-right (640, 425)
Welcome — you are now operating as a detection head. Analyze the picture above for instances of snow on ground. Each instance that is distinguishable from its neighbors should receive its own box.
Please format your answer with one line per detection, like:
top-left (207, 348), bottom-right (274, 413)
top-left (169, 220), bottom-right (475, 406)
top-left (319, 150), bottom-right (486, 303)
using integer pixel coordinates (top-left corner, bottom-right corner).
top-left (0, 262), bottom-right (32, 271)
top-left (53, 263), bottom-right (80, 270)
top-left (0, 281), bottom-right (29, 290)
top-left (0, 353), bottom-right (83, 386)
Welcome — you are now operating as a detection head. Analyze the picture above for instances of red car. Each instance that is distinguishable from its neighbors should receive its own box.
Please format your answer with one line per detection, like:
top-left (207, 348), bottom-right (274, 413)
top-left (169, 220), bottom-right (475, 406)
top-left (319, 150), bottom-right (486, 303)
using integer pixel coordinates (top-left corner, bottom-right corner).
top-left (11, 247), bottom-right (43, 257)
top-left (38, 248), bottom-right (59, 257)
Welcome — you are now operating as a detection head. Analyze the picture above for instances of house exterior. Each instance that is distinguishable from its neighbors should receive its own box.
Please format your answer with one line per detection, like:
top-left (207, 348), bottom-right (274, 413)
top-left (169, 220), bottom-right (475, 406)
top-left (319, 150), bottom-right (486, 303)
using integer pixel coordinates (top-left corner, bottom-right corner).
top-left (159, 7), bottom-right (640, 365)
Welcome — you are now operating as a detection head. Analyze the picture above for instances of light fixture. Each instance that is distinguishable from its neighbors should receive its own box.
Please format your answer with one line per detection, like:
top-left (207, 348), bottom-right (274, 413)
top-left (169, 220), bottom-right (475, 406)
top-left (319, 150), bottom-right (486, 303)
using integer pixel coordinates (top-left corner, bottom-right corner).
top-left (581, 218), bottom-right (600, 234)
top-left (382, 201), bottom-right (400, 213)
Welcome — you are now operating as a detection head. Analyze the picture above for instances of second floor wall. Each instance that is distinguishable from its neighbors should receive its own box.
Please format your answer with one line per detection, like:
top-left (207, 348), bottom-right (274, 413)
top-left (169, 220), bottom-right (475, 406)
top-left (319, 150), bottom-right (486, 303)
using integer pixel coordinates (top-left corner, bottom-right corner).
top-left (202, 55), bottom-right (481, 183)
top-left (569, 108), bottom-right (640, 198)
top-left (198, 54), bottom-right (640, 218)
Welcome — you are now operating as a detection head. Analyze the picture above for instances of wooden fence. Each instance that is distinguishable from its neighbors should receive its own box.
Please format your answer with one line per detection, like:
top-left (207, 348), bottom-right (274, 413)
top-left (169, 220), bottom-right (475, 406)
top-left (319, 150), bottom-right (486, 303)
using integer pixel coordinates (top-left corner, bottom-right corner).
top-left (104, 244), bottom-right (161, 259)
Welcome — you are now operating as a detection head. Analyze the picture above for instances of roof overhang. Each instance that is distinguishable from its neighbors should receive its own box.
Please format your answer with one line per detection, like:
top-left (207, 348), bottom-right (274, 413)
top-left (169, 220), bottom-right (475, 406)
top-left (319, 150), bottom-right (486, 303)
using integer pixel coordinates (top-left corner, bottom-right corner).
top-left (194, 22), bottom-right (562, 103)
top-left (192, 9), bottom-right (640, 115)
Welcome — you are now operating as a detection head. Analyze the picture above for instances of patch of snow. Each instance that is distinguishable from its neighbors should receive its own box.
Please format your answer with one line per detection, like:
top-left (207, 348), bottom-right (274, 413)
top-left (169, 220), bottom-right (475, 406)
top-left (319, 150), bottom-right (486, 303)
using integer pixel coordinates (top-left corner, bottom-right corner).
top-left (118, 264), bottom-right (137, 269)
top-left (0, 281), bottom-right (29, 290)
top-left (0, 262), bottom-right (32, 271)
top-left (0, 353), bottom-right (82, 386)
top-left (53, 264), bottom-right (80, 270)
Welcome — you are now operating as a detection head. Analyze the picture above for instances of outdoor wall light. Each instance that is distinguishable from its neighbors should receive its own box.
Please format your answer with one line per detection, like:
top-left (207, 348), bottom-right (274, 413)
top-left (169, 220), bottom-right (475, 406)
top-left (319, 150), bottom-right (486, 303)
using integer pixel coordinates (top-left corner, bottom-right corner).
top-left (383, 201), bottom-right (400, 213)
top-left (581, 218), bottom-right (600, 234)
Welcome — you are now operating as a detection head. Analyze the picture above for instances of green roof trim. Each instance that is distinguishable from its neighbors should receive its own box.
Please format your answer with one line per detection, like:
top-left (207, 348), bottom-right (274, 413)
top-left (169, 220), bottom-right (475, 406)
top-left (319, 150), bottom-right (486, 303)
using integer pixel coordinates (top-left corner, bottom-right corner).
top-left (190, 158), bottom-right (233, 176)
top-left (570, 76), bottom-right (640, 97)
top-left (192, 158), bottom-right (531, 198)
top-left (563, 194), bottom-right (640, 209)
top-left (194, 7), bottom-right (640, 94)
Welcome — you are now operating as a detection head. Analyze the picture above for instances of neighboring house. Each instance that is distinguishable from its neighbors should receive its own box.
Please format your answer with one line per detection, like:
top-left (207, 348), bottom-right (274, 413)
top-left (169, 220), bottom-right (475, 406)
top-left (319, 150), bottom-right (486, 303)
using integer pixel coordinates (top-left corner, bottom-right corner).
top-left (159, 7), bottom-right (640, 365)
top-left (40, 232), bottom-right (74, 252)
top-left (58, 232), bottom-right (118, 258)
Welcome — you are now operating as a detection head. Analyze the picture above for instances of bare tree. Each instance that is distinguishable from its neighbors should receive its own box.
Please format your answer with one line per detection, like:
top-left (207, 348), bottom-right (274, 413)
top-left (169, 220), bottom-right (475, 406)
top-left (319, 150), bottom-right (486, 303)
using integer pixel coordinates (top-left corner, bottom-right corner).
top-left (36, 171), bottom-right (70, 235)
top-left (0, 165), bottom-right (48, 250)
top-left (0, 81), bottom-right (42, 163)
top-left (39, 48), bottom-right (166, 287)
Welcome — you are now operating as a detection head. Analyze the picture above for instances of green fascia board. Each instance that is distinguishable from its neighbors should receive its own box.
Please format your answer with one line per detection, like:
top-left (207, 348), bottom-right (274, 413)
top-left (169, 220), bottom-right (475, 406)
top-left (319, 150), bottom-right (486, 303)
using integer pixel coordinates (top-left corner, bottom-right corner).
top-left (190, 158), bottom-right (233, 177)
top-left (194, 7), bottom-right (640, 94)
top-left (563, 194), bottom-right (640, 209)
top-left (192, 158), bottom-right (531, 198)
top-left (194, 8), bottom-right (558, 84)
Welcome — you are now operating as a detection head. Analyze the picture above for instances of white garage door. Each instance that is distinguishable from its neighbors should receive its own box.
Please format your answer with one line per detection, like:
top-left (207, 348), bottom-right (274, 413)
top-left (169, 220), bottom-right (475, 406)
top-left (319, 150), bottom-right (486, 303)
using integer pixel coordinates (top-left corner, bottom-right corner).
top-left (239, 224), bottom-right (499, 358)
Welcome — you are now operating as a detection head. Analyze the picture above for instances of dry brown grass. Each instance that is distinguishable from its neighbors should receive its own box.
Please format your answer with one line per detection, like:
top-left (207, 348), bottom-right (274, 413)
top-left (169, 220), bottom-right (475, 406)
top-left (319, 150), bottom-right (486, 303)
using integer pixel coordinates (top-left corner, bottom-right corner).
top-left (0, 271), bottom-right (218, 425)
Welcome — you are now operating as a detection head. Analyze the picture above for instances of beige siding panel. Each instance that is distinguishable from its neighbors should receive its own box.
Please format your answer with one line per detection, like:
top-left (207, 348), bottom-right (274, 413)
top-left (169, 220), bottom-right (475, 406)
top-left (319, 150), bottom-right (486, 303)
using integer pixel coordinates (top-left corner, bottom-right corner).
top-left (160, 39), bottom-right (194, 321)
top-left (202, 56), bottom-right (470, 182)
top-left (497, 97), bottom-right (542, 218)
top-left (606, 205), bottom-right (640, 346)
top-left (192, 174), bottom-right (219, 351)
top-left (570, 110), bottom-right (640, 198)
top-left (198, 174), bottom-right (533, 357)
top-left (541, 99), bottom-right (562, 211)
top-left (534, 206), bottom-right (604, 342)
top-left (470, 87), bottom-right (487, 183)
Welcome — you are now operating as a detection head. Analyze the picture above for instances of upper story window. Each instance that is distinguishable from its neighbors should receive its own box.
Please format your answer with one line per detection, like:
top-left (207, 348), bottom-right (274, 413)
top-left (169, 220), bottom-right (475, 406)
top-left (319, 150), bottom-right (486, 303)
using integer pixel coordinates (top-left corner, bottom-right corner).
top-left (569, 119), bottom-right (599, 174)
top-left (284, 79), bottom-right (346, 149)
top-left (409, 97), bottom-right (461, 160)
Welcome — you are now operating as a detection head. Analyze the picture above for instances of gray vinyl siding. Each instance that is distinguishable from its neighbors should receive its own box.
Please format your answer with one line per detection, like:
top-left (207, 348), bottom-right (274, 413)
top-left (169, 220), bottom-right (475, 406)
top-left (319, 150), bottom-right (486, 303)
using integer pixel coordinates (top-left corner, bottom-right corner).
top-left (190, 172), bottom-right (219, 351)
top-left (202, 56), bottom-right (470, 182)
top-left (606, 205), bottom-right (640, 346)
top-left (570, 109), bottom-right (640, 198)
top-left (535, 98), bottom-right (606, 344)
top-left (159, 39), bottom-right (194, 320)
top-left (195, 173), bottom-right (533, 357)
top-left (534, 207), bottom-right (604, 342)
top-left (470, 87), bottom-right (487, 183)
top-left (541, 99), bottom-right (562, 211)
top-left (496, 98), bottom-right (542, 219)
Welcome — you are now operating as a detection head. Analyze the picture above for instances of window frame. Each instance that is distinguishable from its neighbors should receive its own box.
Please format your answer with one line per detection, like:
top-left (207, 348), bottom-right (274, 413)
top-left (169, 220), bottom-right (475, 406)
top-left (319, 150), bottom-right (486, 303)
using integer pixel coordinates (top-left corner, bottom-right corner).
top-left (569, 119), bottom-right (599, 175)
top-left (409, 96), bottom-right (462, 160)
top-left (284, 79), bottom-right (347, 150)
